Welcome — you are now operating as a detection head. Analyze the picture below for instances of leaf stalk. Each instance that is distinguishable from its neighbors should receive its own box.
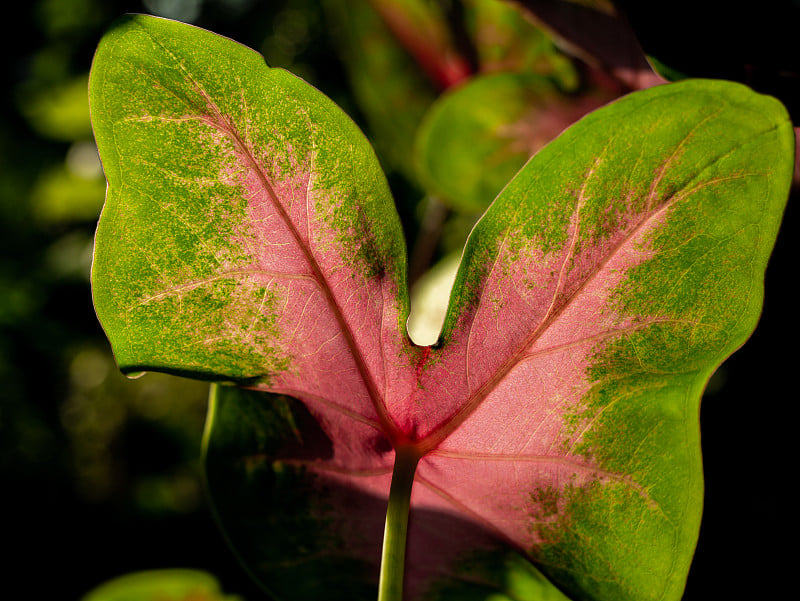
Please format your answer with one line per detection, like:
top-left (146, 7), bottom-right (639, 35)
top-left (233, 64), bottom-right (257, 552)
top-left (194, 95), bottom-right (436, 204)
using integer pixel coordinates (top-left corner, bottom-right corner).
top-left (378, 444), bottom-right (421, 601)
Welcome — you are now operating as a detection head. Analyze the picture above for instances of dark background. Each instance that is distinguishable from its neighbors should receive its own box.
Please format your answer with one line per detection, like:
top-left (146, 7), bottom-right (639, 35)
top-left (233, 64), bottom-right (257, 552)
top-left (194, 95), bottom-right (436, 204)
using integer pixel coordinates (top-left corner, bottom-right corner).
top-left (1, 1), bottom-right (795, 599)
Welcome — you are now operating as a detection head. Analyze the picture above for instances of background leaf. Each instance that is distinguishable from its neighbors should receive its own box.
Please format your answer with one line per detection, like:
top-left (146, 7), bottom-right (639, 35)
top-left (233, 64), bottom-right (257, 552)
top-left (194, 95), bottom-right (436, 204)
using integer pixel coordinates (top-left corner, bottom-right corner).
top-left (413, 71), bottom-right (612, 212)
top-left (407, 252), bottom-right (461, 345)
top-left (465, 0), bottom-right (578, 82)
top-left (510, 0), bottom-right (665, 90)
top-left (81, 569), bottom-right (242, 601)
top-left (204, 385), bottom-right (384, 601)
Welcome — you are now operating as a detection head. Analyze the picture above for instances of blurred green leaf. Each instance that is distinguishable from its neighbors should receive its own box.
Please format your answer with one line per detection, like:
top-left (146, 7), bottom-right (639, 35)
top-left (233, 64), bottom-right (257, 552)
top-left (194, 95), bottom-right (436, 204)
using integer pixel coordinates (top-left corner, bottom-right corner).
top-left (36, 0), bottom-right (104, 37)
top-left (414, 72), bottom-right (552, 212)
top-left (203, 385), bottom-right (378, 601)
top-left (407, 251), bottom-right (460, 345)
top-left (81, 569), bottom-right (242, 601)
top-left (414, 71), bottom-right (610, 212)
top-left (19, 74), bottom-right (93, 141)
top-left (30, 159), bottom-right (105, 224)
top-left (466, 0), bottom-right (577, 88)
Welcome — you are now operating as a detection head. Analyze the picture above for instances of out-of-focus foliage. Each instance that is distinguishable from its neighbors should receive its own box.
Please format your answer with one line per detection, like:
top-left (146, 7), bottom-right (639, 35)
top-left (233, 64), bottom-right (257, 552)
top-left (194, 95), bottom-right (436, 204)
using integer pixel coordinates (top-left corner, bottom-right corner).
top-left (406, 252), bottom-right (460, 345)
top-left (81, 569), bottom-right (243, 601)
top-left (413, 70), bottom-right (615, 213)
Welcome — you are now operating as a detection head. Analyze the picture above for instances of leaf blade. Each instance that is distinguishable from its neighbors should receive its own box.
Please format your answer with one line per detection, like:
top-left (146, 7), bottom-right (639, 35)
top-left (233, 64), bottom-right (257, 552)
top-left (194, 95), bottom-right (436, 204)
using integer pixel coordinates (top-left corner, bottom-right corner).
top-left (410, 79), bottom-right (793, 600)
top-left (90, 14), bottom-right (412, 438)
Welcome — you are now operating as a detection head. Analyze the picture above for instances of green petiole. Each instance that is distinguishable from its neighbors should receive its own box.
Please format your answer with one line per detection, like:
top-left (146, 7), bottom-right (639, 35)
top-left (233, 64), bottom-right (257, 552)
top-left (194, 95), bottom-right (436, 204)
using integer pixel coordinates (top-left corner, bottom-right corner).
top-left (377, 444), bottom-right (421, 601)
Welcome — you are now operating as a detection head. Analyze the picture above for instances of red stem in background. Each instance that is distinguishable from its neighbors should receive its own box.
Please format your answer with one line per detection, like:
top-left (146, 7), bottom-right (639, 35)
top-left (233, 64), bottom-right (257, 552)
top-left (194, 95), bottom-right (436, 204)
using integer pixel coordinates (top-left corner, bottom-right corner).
top-left (368, 0), bottom-right (473, 90)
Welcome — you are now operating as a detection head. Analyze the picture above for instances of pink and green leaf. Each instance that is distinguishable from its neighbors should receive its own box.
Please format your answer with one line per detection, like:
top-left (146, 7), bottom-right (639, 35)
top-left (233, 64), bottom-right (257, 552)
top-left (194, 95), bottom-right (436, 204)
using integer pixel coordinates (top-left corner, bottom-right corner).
top-left (90, 14), bottom-right (410, 438)
top-left (364, 0), bottom-right (472, 90)
top-left (422, 78), bottom-right (793, 600)
top-left (90, 15), bottom-right (794, 601)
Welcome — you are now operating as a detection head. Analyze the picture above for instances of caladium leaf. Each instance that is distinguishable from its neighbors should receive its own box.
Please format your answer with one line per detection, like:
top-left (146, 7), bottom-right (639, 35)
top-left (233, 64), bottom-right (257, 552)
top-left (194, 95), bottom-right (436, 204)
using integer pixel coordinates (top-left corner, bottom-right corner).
top-left (90, 14), bottom-right (410, 405)
top-left (90, 14), bottom-right (794, 601)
